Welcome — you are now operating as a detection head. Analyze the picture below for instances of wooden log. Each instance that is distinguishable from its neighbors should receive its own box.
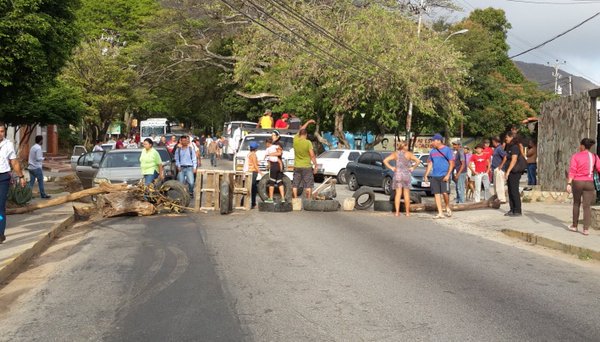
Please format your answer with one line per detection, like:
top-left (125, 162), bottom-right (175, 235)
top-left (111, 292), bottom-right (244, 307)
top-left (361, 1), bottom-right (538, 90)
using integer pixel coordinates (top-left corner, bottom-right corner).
top-left (7, 183), bottom-right (128, 215)
top-left (73, 204), bottom-right (97, 221)
top-left (97, 192), bottom-right (156, 217)
top-left (407, 198), bottom-right (501, 212)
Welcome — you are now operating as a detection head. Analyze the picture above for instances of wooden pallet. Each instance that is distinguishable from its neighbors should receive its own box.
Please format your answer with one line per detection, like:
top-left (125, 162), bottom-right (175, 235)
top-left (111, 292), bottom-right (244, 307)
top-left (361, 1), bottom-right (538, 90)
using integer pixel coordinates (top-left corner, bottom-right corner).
top-left (194, 170), bottom-right (252, 212)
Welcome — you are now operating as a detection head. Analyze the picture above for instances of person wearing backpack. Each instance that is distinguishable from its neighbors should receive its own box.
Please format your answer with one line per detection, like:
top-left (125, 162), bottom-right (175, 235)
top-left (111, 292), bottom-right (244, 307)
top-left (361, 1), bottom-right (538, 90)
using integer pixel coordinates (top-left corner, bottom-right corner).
top-left (503, 131), bottom-right (527, 217)
top-left (423, 134), bottom-right (455, 219)
top-left (566, 138), bottom-right (600, 236)
top-left (175, 135), bottom-right (197, 195)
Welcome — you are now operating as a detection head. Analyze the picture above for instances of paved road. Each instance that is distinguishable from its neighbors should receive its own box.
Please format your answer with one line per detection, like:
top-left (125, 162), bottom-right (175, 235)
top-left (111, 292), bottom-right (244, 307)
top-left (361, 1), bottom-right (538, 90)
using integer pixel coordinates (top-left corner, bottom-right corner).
top-left (1, 211), bottom-right (599, 341)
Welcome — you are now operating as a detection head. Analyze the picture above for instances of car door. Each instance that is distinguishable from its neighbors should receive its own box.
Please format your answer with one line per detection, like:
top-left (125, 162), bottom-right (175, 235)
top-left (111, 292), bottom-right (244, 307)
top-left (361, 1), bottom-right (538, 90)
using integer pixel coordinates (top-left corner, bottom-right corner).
top-left (71, 145), bottom-right (87, 170)
top-left (368, 153), bottom-right (386, 186)
top-left (354, 153), bottom-right (373, 186)
top-left (75, 151), bottom-right (105, 189)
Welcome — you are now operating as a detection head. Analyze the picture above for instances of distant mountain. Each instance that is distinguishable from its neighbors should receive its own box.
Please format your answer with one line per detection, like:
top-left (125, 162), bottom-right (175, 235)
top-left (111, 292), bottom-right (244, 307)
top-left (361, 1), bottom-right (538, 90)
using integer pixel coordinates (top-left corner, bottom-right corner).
top-left (514, 61), bottom-right (598, 95)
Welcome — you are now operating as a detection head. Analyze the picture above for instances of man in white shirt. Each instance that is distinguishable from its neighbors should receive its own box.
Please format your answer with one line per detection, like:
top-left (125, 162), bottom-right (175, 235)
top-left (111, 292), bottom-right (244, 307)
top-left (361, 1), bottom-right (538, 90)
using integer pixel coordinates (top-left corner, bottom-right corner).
top-left (28, 135), bottom-right (50, 199)
top-left (93, 140), bottom-right (104, 152)
top-left (0, 126), bottom-right (27, 243)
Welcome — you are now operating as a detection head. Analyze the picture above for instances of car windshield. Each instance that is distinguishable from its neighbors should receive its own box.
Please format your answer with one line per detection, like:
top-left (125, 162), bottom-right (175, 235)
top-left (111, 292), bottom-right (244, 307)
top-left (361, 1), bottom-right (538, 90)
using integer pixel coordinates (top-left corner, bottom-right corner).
top-left (141, 126), bottom-right (166, 137)
top-left (319, 151), bottom-right (344, 159)
top-left (100, 152), bottom-right (141, 168)
top-left (240, 136), bottom-right (294, 151)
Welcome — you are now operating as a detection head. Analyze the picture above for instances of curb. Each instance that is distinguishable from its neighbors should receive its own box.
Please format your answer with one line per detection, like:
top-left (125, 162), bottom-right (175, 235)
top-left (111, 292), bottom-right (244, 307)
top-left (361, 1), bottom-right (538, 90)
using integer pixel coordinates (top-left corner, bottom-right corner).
top-left (501, 229), bottom-right (600, 261)
top-left (0, 215), bottom-right (75, 284)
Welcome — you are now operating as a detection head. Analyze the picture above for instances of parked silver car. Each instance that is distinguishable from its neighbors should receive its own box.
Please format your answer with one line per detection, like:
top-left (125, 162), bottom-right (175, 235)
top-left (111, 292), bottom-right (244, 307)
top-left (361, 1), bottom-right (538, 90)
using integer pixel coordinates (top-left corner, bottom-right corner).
top-left (75, 147), bottom-right (175, 189)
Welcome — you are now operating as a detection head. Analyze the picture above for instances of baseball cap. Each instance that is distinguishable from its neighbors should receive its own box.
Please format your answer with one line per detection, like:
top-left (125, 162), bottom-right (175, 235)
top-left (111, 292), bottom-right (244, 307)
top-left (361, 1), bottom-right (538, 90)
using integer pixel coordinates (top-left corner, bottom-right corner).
top-left (432, 133), bottom-right (444, 141)
top-left (451, 139), bottom-right (461, 145)
top-left (249, 142), bottom-right (259, 150)
top-left (282, 113), bottom-right (289, 119)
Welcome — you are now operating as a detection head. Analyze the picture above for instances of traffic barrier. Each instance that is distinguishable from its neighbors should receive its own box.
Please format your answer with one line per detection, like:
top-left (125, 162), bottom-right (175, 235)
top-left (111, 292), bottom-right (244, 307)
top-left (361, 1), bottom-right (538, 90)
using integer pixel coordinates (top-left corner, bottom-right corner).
top-left (194, 170), bottom-right (252, 212)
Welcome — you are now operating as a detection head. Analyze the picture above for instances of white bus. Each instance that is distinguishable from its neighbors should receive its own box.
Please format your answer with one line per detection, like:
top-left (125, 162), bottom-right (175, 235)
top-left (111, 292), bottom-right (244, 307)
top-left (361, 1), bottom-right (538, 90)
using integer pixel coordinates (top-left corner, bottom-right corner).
top-left (140, 118), bottom-right (170, 143)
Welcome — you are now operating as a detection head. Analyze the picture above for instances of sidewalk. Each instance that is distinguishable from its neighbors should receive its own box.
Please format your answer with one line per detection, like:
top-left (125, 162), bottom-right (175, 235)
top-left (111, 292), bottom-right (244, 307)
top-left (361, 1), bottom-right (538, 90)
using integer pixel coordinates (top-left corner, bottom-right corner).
top-left (436, 202), bottom-right (600, 261)
top-left (0, 198), bottom-right (74, 284)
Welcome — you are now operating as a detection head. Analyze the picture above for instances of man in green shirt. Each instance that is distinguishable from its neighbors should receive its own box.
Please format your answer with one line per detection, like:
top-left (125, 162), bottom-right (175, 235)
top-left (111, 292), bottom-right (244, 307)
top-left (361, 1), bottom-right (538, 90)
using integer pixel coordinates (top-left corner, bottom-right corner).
top-left (292, 119), bottom-right (317, 199)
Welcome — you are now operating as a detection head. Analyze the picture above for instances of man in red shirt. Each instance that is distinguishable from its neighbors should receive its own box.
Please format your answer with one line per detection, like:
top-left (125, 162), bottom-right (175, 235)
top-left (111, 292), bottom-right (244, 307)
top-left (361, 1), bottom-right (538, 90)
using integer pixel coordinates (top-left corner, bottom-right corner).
top-left (275, 113), bottom-right (290, 129)
top-left (469, 144), bottom-right (491, 202)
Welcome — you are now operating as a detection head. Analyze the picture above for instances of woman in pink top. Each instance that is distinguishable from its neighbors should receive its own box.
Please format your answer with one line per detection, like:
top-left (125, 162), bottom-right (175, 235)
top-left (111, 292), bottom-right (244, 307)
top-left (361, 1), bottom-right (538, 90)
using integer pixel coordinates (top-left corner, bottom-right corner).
top-left (567, 138), bottom-right (600, 236)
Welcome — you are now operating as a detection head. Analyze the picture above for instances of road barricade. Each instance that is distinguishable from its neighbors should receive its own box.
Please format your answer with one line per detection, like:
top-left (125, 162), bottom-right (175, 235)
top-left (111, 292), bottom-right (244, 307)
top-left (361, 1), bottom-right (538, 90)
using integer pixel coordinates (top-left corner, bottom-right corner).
top-left (194, 170), bottom-right (252, 212)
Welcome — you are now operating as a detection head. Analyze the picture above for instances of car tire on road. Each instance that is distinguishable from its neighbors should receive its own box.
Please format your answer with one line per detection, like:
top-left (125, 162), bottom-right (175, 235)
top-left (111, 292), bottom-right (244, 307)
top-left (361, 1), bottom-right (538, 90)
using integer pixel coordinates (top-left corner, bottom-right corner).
top-left (337, 169), bottom-right (347, 184)
top-left (347, 173), bottom-right (359, 191)
top-left (219, 181), bottom-right (232, 215)
top-left (258, 201), bottom-right (293, 212)
top-left (373, 200), bottom-right (394, 212)
top-left (258, 175), bottom-right (293, 202)
top-left (302, 199), bottom-right (340, 212)
top-left (352, 187), bottom-right (375, 210)
top-left (160, 180), bottom-right (191, 208)
top-left (388, 190), bottom-right (422, 204)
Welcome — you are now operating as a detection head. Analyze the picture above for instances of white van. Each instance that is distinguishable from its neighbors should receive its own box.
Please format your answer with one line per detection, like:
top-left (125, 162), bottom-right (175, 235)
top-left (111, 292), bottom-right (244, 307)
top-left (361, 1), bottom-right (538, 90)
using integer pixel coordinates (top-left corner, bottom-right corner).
top-left (234, 132), bottom-right (295, 180)
top-left (222, 121), bottom-right (258, 159)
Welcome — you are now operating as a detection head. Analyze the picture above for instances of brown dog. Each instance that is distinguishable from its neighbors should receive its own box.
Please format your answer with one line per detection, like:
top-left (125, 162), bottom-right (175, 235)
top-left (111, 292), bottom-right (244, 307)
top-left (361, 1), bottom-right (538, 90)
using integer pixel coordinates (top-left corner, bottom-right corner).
top-left (466, 177), bottom-right (475, 200)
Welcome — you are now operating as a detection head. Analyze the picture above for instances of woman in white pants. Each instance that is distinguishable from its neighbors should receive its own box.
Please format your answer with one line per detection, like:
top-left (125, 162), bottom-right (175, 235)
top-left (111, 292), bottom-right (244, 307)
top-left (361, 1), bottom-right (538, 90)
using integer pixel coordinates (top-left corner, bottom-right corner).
top-left (469, 144), bottom-right (491, 202)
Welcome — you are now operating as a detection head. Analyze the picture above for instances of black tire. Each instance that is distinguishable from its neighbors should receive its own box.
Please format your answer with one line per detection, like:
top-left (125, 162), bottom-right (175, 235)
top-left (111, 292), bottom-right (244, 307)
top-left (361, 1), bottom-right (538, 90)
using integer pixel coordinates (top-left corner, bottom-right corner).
top-left (337, 169), bottom-right (347, 184)
top-left (302, 199), bottom-right (340, 212)
top-left (382, 176), bottom-right (392, 195)
top-left (220, 181), bottom-right (232, 215)
top-left (352, 187), bottom-right (375, 210)
top-left (347, 173), bottom-right (359, 191)
top-left (257, 175), bottom-right (293, 202)
top-left (258, 201), bottom-right (293, 212)
top-left (160, 180), bottom-right (191, 207)
top-left (388, 190), bottom-right (423, 204)
top-left (373, 200), bottom-right (394, 212)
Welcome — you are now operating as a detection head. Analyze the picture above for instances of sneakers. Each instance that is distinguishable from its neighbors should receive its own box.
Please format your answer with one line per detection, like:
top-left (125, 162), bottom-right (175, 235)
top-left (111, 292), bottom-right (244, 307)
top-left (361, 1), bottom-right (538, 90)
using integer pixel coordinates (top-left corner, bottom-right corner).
top-left (264, 198), bottom-right (274, 203)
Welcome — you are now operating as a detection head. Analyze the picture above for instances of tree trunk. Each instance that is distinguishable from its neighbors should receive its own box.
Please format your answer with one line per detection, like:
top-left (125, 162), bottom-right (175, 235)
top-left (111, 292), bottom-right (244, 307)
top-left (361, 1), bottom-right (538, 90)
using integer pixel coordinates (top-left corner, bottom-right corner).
top-left (407, 197), bottom-right (501, 212)
top-left (365, 133), bottom-right (386, 150)
top-left (333, 112), bottom-right (348, 148)
top-left (6, 183), bottom-right (128, 215)
top-left (97, 191), bottom-right (156, 217)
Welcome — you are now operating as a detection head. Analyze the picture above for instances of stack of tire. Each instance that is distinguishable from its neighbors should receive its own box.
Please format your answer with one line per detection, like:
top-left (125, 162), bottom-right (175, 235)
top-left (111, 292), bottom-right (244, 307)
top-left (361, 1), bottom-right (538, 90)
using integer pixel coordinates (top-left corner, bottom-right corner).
top-left (257, 175), bottom-right (340, 212)
top-left (352, 186), bottom-right (422, 212)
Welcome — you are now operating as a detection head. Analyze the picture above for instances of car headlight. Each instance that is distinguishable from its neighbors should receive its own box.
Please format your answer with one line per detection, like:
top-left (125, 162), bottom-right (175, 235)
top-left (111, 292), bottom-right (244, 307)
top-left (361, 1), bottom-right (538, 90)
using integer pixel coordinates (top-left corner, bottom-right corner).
top-left (236, 158), bottom-right (245, 165)
top-left (93, 178), bottom-right (110, 184)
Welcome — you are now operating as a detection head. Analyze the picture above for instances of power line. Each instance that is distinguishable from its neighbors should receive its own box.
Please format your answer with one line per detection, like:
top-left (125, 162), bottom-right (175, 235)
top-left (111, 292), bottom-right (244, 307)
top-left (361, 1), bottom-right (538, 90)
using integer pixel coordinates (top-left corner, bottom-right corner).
top-left (509, 11), bottom-right (600, 58)
top-left (505, 0), bottom-right (600, 4)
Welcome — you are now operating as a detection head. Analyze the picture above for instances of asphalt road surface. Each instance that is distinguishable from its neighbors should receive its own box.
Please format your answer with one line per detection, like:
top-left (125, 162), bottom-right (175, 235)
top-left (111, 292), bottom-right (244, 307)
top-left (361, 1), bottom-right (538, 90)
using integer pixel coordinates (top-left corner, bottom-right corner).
top-left (0, 211), bottom-right (599, 341)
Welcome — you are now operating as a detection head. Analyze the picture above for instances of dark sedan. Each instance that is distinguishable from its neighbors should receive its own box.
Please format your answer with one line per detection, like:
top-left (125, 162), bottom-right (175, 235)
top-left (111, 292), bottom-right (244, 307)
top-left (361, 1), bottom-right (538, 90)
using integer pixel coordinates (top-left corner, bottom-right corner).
top-left (346, 151), bottom-right (431, 195)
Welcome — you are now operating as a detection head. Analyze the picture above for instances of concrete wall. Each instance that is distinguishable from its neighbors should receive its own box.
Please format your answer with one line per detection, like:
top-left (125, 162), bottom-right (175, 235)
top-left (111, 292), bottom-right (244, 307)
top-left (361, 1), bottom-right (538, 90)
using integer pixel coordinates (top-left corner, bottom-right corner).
top-left (538, 91), bottom-right (596, 191)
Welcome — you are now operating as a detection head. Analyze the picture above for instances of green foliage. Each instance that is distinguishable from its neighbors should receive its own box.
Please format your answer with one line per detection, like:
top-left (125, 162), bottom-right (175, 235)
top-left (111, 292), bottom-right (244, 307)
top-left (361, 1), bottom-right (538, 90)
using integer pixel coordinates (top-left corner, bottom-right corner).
top-left (0, 0), bottom-right (81, 123)
top-left (449, 8), bottom-right (554, 138)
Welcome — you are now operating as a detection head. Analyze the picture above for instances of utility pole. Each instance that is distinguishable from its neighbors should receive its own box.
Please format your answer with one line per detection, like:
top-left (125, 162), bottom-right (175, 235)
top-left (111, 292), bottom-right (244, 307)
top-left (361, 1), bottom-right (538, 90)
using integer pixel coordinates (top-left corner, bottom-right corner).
top-left (406, 0), bottom-right (425, 147)
top-left (548, 59), bottom-right (566, 95)
top-left (569, 75), bottom-right (573, 96)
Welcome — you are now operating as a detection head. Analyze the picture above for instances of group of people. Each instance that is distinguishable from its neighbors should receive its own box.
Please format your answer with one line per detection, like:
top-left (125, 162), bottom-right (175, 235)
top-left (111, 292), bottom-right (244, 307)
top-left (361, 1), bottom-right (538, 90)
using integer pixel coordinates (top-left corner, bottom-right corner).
top-left (257, 110), bottom-right (302, 130)
top-left (386, 130), bottom-right (536, 219)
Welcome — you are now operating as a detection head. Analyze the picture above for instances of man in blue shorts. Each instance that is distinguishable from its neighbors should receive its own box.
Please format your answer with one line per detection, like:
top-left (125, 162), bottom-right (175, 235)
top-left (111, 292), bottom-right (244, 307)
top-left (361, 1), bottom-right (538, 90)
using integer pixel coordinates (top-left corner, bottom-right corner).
top-left (424, 133), bottom-right (455, 218)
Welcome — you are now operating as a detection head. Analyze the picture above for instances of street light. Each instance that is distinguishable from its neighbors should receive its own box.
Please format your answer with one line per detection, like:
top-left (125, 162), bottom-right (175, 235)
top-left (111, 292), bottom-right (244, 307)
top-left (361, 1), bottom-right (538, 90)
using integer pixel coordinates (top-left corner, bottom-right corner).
top-left (444, 29), bottom-right (469, 42)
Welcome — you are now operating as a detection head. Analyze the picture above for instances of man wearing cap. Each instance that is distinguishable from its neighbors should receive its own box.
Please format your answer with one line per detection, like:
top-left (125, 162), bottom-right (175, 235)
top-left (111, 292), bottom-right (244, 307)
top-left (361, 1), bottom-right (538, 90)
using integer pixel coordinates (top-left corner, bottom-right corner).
top-left (424, 134), bottom-right (455, 218)
top-left (258, 110), bottom-right (274, 129)
top-left (452, 140), bottom-right (467, 204)
top-left (275, 113), bottom-right (290, 129)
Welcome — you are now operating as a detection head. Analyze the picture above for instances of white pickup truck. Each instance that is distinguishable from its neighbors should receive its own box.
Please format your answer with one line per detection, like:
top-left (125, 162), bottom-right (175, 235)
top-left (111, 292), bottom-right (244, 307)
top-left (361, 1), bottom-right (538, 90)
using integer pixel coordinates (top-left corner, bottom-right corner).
top-left (233, 132), bottom-right (296, 180)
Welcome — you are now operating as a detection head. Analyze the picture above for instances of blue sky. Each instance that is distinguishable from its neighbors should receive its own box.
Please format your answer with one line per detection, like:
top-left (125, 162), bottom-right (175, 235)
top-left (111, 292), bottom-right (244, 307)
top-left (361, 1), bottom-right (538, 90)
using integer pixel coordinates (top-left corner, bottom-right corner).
top-left (438, 0), bottom-right (600, 85)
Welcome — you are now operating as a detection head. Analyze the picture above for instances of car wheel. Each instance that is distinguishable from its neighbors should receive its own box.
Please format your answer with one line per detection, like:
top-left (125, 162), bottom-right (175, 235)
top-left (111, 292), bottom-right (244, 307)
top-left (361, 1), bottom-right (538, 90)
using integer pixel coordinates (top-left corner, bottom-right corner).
top-left (347, 174), bottom-right (359, 191)
top-left (383, 177), bottom-right (392, 195)
top-left (337, 169), bottom-right (347, 184)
